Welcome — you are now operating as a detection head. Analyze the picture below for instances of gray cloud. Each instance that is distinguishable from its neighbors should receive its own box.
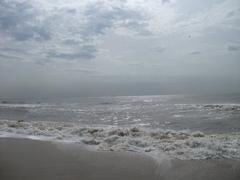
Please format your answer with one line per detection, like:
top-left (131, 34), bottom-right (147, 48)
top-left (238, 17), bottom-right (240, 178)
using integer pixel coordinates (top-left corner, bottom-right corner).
top-left (0, 53), bottom-right (22, 60)
top-left (162, 0), bottom-right (170, 5)
top-left (63, 39), bottom-right (81, 45)
top-left (0, 47), bottom-right (26, 54)
top-left (45, 1), bottom-right (150, 63)
top-left (47, 45), bottom-right (97, 60)
top-left (83, 3), bottom-right (114, 36)
top-left (228, 45), bottom-right (240, 51)
top-left (82, 2), bottom-right (149, 39)
top-left (0, 0), bottom-right (50, 41)
top-left (65, 68), bottom-right (101, 75)
top-left (0, 47), bottom-right (26, 63)
top-left (189, 51), bottom-right (201, 55)
top-left (226, 11), bottom-right (235, 18)
top-left (155, 46), bottom-right (167, 53)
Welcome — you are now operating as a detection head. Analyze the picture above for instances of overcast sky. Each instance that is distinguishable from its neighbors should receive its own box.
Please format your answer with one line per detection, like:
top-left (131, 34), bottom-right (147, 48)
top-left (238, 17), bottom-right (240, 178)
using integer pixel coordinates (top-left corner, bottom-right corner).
top-left (0, 0), bottom-right (240, 97)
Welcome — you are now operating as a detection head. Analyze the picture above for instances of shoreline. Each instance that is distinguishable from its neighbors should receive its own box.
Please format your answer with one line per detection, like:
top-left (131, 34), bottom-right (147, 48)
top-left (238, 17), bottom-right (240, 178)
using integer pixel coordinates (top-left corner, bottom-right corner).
top-left (1, 119), bottom-right (240, 160)
top-left (0, 138), bottom-right (240, 180)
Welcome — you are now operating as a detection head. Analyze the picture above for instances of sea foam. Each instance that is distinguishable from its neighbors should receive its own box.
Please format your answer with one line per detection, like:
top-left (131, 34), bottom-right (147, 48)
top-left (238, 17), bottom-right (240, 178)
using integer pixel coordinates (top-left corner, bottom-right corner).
top-left (0, 119), bottom-right (240, 160)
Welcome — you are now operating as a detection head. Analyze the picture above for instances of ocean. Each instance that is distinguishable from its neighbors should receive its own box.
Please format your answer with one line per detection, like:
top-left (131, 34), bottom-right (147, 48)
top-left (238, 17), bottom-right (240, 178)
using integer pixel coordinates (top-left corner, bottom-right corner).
top-left (0, 94), bottom-right (240, 160)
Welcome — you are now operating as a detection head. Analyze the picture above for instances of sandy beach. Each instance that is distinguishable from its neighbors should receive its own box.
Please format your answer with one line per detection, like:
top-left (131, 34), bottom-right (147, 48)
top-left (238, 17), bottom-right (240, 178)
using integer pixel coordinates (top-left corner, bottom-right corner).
top-left (0, 138), bottom-right (240, 180)
top-left (1, 0), bottom-right (240, 179)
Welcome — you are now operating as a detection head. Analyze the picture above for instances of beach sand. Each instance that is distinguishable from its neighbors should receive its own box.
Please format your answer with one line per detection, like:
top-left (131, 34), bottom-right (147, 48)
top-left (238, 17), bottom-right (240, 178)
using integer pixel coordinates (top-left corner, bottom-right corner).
top-left (0, 138), bottom-right (240, 180)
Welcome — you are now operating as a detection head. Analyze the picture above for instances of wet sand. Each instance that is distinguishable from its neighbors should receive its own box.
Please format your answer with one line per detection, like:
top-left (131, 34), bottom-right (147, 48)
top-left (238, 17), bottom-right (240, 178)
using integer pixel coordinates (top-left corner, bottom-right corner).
top-left (0, 138), bottom-right (240, 180)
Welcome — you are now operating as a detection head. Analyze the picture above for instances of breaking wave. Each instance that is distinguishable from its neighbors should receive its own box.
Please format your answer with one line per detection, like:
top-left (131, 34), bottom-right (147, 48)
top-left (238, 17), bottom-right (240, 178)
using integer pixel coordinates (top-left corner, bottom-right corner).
top-left (0, 119), bottom-right (240, 160)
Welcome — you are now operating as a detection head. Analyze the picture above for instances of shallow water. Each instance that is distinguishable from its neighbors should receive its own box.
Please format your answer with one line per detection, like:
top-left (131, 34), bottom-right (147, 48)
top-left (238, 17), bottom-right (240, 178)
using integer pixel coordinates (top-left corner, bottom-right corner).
top-left (0, 94), bottom-right (240, 133)
top-left (0, 119), bottom-right (240, 160)
top-left (0, 94), bottom-right (240, 160)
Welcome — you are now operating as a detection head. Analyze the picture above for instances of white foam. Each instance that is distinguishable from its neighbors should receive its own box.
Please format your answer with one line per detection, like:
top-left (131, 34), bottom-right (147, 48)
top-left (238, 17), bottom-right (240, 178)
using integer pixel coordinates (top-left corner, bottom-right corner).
top-left (0, 119), bottom-right (240, 160)
top-left (173, 114), bottom-right (183, 118)
top-left (0, 103), bottom-right (43, 108)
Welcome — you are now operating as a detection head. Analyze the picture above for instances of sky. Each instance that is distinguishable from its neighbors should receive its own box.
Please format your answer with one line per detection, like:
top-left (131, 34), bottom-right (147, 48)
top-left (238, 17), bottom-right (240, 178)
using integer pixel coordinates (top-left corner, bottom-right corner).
top-left (0, 0), bottom-right (240, 98)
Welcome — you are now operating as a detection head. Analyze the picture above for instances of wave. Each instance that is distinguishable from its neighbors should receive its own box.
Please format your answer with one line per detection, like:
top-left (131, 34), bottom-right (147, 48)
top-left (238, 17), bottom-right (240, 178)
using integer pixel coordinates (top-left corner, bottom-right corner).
top-left (0, 119), bottom-right (240, 160)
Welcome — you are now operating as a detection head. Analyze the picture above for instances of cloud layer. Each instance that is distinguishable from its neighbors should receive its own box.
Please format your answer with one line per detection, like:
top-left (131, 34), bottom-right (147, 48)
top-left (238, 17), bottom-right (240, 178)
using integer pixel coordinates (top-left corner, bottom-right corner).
top-left (0, 0), bottom-right (240, 96)
top-left (1, 0), bottom-right (239, 63)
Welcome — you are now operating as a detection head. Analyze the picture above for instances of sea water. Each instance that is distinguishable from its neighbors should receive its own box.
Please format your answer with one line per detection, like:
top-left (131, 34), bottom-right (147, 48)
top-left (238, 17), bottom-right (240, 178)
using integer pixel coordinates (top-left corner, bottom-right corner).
top-left (0, 94), bottom-right (240, 160)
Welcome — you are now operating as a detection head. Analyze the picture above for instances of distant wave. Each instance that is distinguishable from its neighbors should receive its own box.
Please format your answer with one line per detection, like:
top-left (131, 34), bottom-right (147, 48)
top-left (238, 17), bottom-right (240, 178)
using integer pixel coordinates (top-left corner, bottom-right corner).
top-left (1, 102), bottom-right (240, 111)
top-left (0, 119), bottom-right (239, 160)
